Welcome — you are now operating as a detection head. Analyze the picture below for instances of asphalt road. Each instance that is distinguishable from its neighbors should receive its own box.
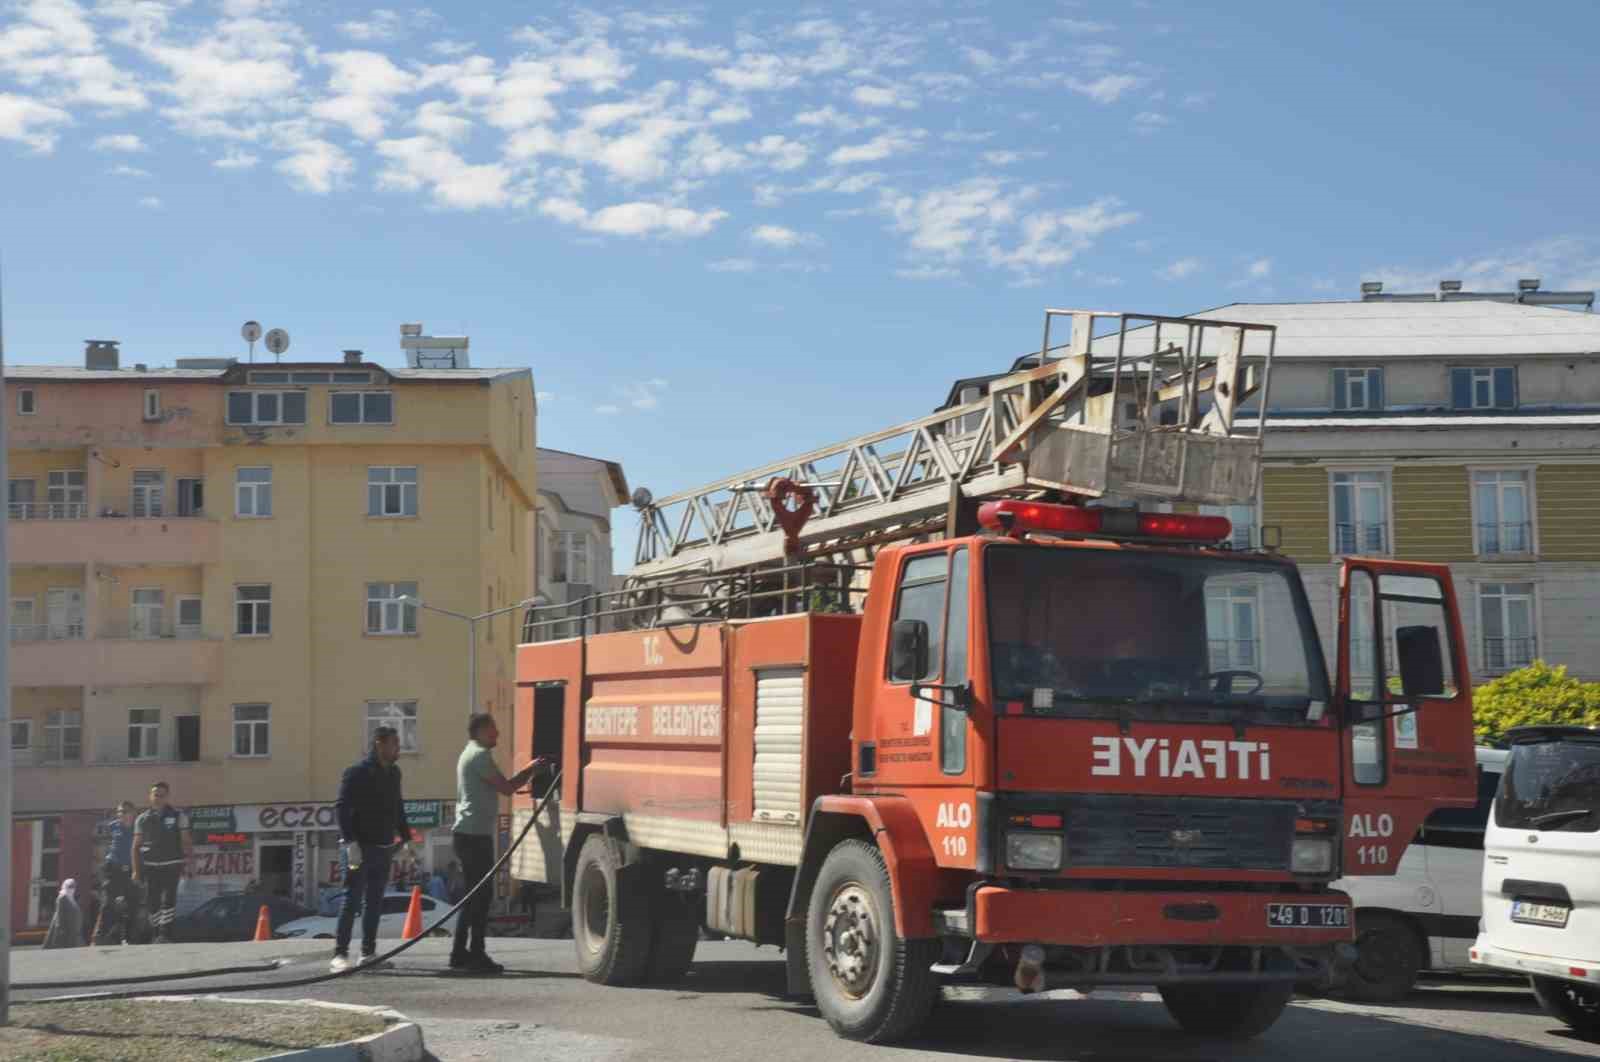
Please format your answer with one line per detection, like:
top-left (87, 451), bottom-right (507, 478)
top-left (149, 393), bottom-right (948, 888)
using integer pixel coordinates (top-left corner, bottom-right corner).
top-left (17, 938), bottom-right (1600, 1062)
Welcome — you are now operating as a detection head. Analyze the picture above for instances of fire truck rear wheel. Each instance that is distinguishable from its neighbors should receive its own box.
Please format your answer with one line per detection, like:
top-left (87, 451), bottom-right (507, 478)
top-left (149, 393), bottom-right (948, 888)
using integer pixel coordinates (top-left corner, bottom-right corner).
top-left (1158, 982), bottom-right (1294, 1039)
top-left (573, 834), bottom-right (651, 985)
top-left (805, 840), bottom-right (940, 1044)
top-left (645, 892), bottom-right (700, 983)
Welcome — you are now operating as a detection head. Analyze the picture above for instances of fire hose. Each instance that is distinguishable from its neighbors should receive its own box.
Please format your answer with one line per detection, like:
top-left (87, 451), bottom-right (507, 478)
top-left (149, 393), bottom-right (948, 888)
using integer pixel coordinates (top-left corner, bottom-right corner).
top-left (19, 771), bottom-right (563, 1003)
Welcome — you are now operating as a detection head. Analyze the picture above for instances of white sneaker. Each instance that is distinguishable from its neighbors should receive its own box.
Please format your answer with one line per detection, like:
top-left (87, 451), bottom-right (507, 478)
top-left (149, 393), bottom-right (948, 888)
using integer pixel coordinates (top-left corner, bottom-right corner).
top-left (330, 954), bottom-right (353, 973)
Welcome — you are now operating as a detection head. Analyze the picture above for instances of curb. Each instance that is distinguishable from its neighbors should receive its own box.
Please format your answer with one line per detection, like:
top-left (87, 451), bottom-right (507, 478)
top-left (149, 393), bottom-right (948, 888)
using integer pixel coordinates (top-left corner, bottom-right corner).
top-left (148, 995), bottom-right (424, 1062)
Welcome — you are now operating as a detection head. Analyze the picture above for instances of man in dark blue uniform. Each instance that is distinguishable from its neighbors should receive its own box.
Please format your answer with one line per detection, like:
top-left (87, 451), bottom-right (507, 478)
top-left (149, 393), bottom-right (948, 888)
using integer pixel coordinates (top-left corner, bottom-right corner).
top-left (93, 801), bottom-right (139, 944)
top-left (133, 782), bottom-right (191, 944)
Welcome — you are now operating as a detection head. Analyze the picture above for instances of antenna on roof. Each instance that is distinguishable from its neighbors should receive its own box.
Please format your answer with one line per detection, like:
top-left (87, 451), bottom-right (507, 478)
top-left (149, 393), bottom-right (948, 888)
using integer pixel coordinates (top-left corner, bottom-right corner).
top-left (264, 328), bottom-right (290, 363)
top-left (241, 320), bottom-right (262, 363)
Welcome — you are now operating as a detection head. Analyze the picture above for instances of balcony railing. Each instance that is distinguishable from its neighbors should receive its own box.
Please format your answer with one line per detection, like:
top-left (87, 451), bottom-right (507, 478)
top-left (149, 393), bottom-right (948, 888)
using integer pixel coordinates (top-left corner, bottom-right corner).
top-left (11, 741), bottom-right (82, 766)
top-left (96, 621), bottom-right (209, 641)
top-left (1483, 637), bottom-right (1536, 672)
top-left (1335, 522), bottom-right (1388, 554)
top-left (9, 502), bottom-right (87, 520)
top-left (96, 500), bottom-right (207, 520)
top-left (9, 624), bottom-right (84, 643)
top-left (1478, 521), bottom-right (1533, 556)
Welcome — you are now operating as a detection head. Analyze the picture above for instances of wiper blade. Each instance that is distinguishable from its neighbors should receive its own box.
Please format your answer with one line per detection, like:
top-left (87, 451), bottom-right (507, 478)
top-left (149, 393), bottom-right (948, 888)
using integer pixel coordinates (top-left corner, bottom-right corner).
top-left (1530, 809), bottom-right (1593, 827)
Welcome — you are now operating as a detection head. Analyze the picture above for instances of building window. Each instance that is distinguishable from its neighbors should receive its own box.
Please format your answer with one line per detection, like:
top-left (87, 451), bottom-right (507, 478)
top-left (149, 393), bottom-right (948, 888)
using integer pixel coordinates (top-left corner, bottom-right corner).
top-left (1200, 502), bottom-right (1256, 550)
top-left (330, 391), bottom-right (393, 425)
top-left (44, 710), bottom-right (81, 764)
top-left (236, 584), bottom-right (271, 636)
top-left (235, 467), bottom-right (272, 517)
top-left (46, 470), bottom-right (85, 519)
top-left (551, 531), bottom-right (590, 584)
top-left (8, 478), bottom-right (36, 519)
top-left (11, 719), bottom-right (32, 762)
top-left (132, 470), bottom-right (164, 517)
top-left (18, 388), bottom-right (36, 415)
top-left (1206, 584), bottom-right (1260, 670)
top-left (226, 390), bottom-right (307, 425)
top-left (367, 467), bottom-right (418, 516)
top-left (177, 477), bottom-right (204, 517)
top-left (10, 597), bottom-right (36, 641)
top-left (1331, 470), bottom-right (1390, 555)
top-left (1480, 582), bottom-right (1537, 673)
top-left (143, 389), bottom-right (161, 420)
top-left (1473, 470), bottom-right (1534, 556)
top-left (128, 708), bottom-right (161, 761)
top-left (365, 700), bottom-right (419, 753)
top-left (176, 596), bottom-right (202, 638)
top-left (1332, 368), bottom-right (1384, 411)
top-left (130, 588), bottom-right (165, 639)
top-left (1451, 367), bottom-right (1517, 410)
top-left (366, 582), bottom-right (418, 635)
top-left (233, 704), bottom-right (270, 757)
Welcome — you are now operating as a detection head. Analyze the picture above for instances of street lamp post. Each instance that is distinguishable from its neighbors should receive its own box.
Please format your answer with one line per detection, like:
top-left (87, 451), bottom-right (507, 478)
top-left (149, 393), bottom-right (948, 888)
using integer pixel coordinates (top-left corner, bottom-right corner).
top-left (399, 596), bottom-right (534, 716)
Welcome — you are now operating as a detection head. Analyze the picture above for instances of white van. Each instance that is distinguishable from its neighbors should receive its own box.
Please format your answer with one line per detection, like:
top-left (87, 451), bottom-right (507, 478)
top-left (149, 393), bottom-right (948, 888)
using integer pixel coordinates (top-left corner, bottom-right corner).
top-left (1472, 725), bottom-right (1600, 1039)
top-left (1331, 746), bottom-right (1507, 1001)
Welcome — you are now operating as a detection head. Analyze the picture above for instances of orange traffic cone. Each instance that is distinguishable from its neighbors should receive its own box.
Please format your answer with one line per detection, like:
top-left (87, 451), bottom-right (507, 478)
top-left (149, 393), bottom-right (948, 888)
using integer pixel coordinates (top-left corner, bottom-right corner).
top-left (253, 904), bottom-right (273, 942)
top-left (400, 886), bottom-right (424, 940)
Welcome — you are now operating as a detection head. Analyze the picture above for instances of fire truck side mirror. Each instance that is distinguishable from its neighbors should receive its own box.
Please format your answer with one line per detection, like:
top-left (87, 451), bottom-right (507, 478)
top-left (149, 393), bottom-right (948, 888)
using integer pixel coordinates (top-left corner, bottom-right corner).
top-left (1395, 624), bottom-right (1446, 697)
top-left (889, 619), bottom-right (929, 682)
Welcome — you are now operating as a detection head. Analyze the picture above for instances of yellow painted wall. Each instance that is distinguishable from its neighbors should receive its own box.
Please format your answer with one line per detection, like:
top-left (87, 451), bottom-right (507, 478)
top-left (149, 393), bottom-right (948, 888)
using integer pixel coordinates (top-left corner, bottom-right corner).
top-left (1392, 465), bottom-right (1474, 562)
top-left (1261, 465), bottom-right (1329, 562)
top-left (7, 449), bottom-right (86, 483)
top-left (95, 565), bottom-right (205, 635)
top-left (1538, 464), bottom-right (1600, 561)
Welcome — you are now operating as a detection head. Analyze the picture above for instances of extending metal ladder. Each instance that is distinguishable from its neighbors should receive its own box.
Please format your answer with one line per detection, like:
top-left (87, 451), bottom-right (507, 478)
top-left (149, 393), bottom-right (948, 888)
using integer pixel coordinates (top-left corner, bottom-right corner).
top-left (630, 309), bottom-right (1278, 582)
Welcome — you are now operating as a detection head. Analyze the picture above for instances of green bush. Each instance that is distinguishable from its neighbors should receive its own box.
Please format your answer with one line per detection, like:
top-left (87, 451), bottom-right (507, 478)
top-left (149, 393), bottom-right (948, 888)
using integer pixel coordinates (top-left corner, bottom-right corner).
top-left (1473, 661), bottom-right (1600, 744)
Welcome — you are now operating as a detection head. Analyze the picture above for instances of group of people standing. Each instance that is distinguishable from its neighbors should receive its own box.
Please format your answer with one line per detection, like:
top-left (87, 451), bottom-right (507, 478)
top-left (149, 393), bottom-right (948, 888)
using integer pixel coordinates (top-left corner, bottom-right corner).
top-left (45, 781), bottom-right (192, 949)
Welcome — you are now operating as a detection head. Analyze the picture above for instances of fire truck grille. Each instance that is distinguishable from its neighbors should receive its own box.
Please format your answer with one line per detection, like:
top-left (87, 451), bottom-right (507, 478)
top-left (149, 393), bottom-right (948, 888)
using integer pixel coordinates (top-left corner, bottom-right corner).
top-left (1063, 796), bottom-right (1296, 871)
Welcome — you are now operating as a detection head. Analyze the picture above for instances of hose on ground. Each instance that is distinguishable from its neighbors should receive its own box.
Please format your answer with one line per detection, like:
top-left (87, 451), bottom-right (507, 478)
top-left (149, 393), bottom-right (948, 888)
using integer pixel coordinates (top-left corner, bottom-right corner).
top-left (19, 772), bottom-right (562, 1003)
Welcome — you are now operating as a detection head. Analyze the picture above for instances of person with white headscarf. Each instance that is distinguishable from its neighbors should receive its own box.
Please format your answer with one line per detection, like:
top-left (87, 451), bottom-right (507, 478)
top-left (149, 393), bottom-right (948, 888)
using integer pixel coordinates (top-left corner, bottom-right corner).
top-left (43, 878), bottom-right (84, 949)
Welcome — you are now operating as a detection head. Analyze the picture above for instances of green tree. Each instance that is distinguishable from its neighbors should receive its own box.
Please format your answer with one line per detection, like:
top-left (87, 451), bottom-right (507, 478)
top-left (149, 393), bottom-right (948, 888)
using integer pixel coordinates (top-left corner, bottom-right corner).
top-left (1473, 661), bottom-right (1600, 744)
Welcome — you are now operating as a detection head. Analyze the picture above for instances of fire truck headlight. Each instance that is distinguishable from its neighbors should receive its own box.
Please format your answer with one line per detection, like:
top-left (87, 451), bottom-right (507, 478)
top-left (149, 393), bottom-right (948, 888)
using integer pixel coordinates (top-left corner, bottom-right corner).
top-left (1291, 837), bottom-right (1334, 874)
top-left (1005, 832), bottom-right (1063, 871)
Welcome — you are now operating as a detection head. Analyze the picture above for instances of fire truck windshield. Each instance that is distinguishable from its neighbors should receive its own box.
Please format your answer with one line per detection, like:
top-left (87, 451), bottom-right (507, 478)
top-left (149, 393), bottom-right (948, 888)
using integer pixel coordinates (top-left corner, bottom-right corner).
top-left (985, 544), bottom-right (1330, 725)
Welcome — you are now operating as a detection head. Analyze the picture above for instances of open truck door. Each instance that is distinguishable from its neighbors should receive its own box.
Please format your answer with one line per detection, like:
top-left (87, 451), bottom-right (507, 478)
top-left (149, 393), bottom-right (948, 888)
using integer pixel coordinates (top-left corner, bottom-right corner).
top-left (1338, 559), bottom-right (1477, 875)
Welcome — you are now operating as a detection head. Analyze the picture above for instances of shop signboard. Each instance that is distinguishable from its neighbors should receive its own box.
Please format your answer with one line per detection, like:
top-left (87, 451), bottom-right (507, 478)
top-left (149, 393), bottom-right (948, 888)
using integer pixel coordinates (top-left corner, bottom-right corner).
top-left (189, 805), bottom-right (237, 833)
top-left (236, 802), bottom-right (339, 832)
top-left (405, 800), bottom-right (442, 828)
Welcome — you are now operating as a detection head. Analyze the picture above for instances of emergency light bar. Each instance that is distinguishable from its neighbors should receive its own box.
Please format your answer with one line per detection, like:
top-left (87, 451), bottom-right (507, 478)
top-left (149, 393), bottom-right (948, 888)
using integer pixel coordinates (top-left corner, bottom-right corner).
top-left (976, 499), bottom-right (1232, 544)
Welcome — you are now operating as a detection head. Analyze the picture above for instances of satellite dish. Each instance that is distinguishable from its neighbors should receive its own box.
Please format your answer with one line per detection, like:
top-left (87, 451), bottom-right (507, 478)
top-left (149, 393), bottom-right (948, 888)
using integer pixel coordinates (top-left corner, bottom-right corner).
top-left (631, 486), bottom-right (654, 509)
top-left (264, 328), bottom-right (290, 356)
top-left (240, 321), bottom-right (262, 343)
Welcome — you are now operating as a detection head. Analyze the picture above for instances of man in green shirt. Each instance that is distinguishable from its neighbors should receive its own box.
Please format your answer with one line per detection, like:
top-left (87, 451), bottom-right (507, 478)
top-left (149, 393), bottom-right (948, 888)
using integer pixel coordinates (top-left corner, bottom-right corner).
top-left (452, 712), bottom-right (545, 973)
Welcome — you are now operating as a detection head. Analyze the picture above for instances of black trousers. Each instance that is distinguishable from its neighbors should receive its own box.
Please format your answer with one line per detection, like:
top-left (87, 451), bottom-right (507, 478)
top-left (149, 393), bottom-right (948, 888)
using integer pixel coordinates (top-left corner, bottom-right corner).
top-left (452, 833), bottom-right (495, 957)
top-left (94, 864), bottom-right (136, 943)
top-left (144, 864), bottom-right (181, 937)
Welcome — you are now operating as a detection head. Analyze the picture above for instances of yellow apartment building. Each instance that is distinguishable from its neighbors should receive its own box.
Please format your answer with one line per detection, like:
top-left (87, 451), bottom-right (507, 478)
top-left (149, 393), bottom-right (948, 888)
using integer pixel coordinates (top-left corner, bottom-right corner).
top-left (6, 339), bottom-right (535, 929)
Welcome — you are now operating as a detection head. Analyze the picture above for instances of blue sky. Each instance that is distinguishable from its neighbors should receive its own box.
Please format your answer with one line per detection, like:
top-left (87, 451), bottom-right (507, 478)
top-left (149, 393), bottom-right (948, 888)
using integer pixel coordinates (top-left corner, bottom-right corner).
top-left (3, 0), bottom-right (1598, 569)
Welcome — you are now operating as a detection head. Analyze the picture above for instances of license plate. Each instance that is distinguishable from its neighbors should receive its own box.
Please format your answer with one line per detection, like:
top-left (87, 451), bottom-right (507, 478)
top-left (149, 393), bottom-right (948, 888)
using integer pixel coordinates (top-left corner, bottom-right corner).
top-left (1267, 903), bottom-right (1349, 929)
top-left (1512, 900), bottom-right (1571, 928)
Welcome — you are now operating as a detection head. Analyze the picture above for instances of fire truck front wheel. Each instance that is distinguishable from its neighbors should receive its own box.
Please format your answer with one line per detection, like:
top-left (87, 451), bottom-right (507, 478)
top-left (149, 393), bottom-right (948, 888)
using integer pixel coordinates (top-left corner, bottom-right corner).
top-left (573, 834), bottom-right (651, 986)
top-left (1158, 982), bottom-right (1294, 1039)
top-left (805, 840), bottom-right (940, 1044)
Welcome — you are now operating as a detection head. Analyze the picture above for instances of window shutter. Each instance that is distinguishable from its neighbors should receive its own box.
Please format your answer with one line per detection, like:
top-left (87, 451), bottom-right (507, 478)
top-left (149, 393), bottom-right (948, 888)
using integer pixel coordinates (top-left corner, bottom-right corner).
top-left (1493, 367), bottom-right (1516, 409)
top-left (1450, 369), bottom-right (1472, 410)
top-left (1332, 369), bottom-right (1348, 410)
top-left (1369, 369), bottom-right (1384, 410)
top-left (754, 669), bottom-right (805, 821)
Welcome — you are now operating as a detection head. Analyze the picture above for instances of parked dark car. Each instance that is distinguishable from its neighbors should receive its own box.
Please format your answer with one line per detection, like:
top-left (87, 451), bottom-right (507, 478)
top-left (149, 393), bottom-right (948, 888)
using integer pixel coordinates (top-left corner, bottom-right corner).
top-left (170, 893), bottom-right (313, 943)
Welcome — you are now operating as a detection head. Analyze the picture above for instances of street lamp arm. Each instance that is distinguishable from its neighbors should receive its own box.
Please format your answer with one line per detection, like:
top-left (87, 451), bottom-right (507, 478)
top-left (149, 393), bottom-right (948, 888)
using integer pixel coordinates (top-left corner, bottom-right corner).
top-left (397, 596), bottom-right (474, 622)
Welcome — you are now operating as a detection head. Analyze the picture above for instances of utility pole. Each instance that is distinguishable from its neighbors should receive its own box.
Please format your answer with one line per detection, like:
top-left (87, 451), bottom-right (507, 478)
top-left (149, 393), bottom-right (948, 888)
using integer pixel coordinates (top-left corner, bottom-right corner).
top-left (399, 596), bottom-right (534, 716)
top-left (1, 254), bottom-right (13, 1025)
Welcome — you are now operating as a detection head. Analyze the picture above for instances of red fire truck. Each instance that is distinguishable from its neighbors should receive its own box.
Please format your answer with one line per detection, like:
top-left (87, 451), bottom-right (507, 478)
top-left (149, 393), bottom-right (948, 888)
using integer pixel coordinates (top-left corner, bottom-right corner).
top-left (511, 310), bottom-right (1477, 1043)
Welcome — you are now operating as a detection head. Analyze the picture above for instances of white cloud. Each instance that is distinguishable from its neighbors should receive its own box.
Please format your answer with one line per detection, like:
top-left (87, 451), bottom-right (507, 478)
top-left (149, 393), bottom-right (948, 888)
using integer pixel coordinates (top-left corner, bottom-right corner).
top-left (338, 9), bottom-right (406, 42)
top-left (137, 195), bottom-right (162, 209)
top-left (535, 390), bottom-right (554, 402)
top-left (1363, 236), bottom-right (1600, 293)
top-left (1182, 91), bottom-right (1214, 110)
top-left (852, 83), bottom-right (916, 110)
top-left (981, 150), bottom-right (1031, 166)
top-left (108, 163), bottom-right (150, 177)
top-left (311, 50), bottom-right (415, 141)
top-left (624, 379), bottom-right (665, 410)
top-left (746, 134), bottom-right (808, 171)
top-left (651, 39), bottom-right (730, 64)
top-left (276, 138), bottom-right (354, 195)
top-left (1248, 258), bottom-right (1273, 279)
top-left (125, 9), bottom-right (306, 122)
top-left (793, 105), bottom-right (875, 132)
top-left (431, 40), bottom-right (473, 57)
top-left (93, 133), bottom-right (145, 152)
top-left (896, 264), bottom-right (959, 280)
top-left (942, 129), bottom-right (994, 143)
top-left (540, 198), bottom-right (729, 237)
top-left (213, 148), bottom-right (259, 169)
top-left (681, 131), bottom-right (746, 176)
top-left (1161, 257), bottom-right (1203, 280)
top-left (0, 92), bottom-right (70, 152)
top-left (620, 11), bottom-right (699, 33)
top-left (960, 47), bottom-right (999, 73)
top-left (377, 135), bottom-right (517, 209)
top-left (708, 257), bottom-right (755, 272)
top-left (1132, 111), bottom-right (1170, 135)
top-left (1068, 74), bottom-right (1144, 104)
top-left (829, 130), bottom-right (922, 166)
top-left (1053, 18), bottom-right (1112, 33)
top-left (0, 0), bottom-right (148, 110)
top-left (412, 100), bottom-right (472, 142)
top-left (749, 224), bottom-right (815, 249)
top-left (987, 197), bottom-right (1139, 272)
top-left (712, 53), bottom-right (799, 92)
top-left (708, 102), bottom-right (751, 124)
top-left (884, 178), bottom-right (1018, 257)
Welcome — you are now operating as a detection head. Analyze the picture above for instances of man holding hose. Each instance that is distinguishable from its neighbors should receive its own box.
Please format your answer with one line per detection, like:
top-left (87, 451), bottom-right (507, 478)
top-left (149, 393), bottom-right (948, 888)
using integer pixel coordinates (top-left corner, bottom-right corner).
top-left (451, 712), bottom-right (547, 974)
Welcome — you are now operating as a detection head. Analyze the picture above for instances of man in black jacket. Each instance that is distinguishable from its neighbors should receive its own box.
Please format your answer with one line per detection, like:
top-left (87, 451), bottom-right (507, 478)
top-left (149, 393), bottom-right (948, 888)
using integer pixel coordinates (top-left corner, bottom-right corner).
top-left (332, 726), bottom-right (410, 971)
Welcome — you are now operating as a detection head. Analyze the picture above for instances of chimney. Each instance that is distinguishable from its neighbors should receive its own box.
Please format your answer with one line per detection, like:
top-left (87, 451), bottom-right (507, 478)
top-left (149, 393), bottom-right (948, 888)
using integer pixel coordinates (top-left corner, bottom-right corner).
top-left (85, 340), bottom-right (120, 370)
top-left (343, 349), bottom-right (364, 365)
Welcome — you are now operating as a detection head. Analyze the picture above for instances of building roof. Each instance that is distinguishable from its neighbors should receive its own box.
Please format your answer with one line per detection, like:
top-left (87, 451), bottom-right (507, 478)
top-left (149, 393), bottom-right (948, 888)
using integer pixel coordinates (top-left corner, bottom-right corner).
top-left (1268, 411), bottom-right (1600, 430)
top-left (537, 446), bottom-right (630, 505)
top-left (2, 363), bottom-right (531, 382)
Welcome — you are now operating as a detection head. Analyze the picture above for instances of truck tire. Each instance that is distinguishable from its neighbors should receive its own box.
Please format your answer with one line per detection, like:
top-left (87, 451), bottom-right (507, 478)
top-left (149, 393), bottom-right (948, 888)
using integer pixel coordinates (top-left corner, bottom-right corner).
top-left (645, 892), bottom-right (700, 983)
top-left (1339, 912), bottom-right (1422, 1003)
top-left (572, 834), bottom-right (650, 985)
top-left (805, 840), bottom-right (940, 1044)
top-left (1531, 976), bottom-right (1600, 1040)
top-left (1159, 982), bottom-right (1294, 1039)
